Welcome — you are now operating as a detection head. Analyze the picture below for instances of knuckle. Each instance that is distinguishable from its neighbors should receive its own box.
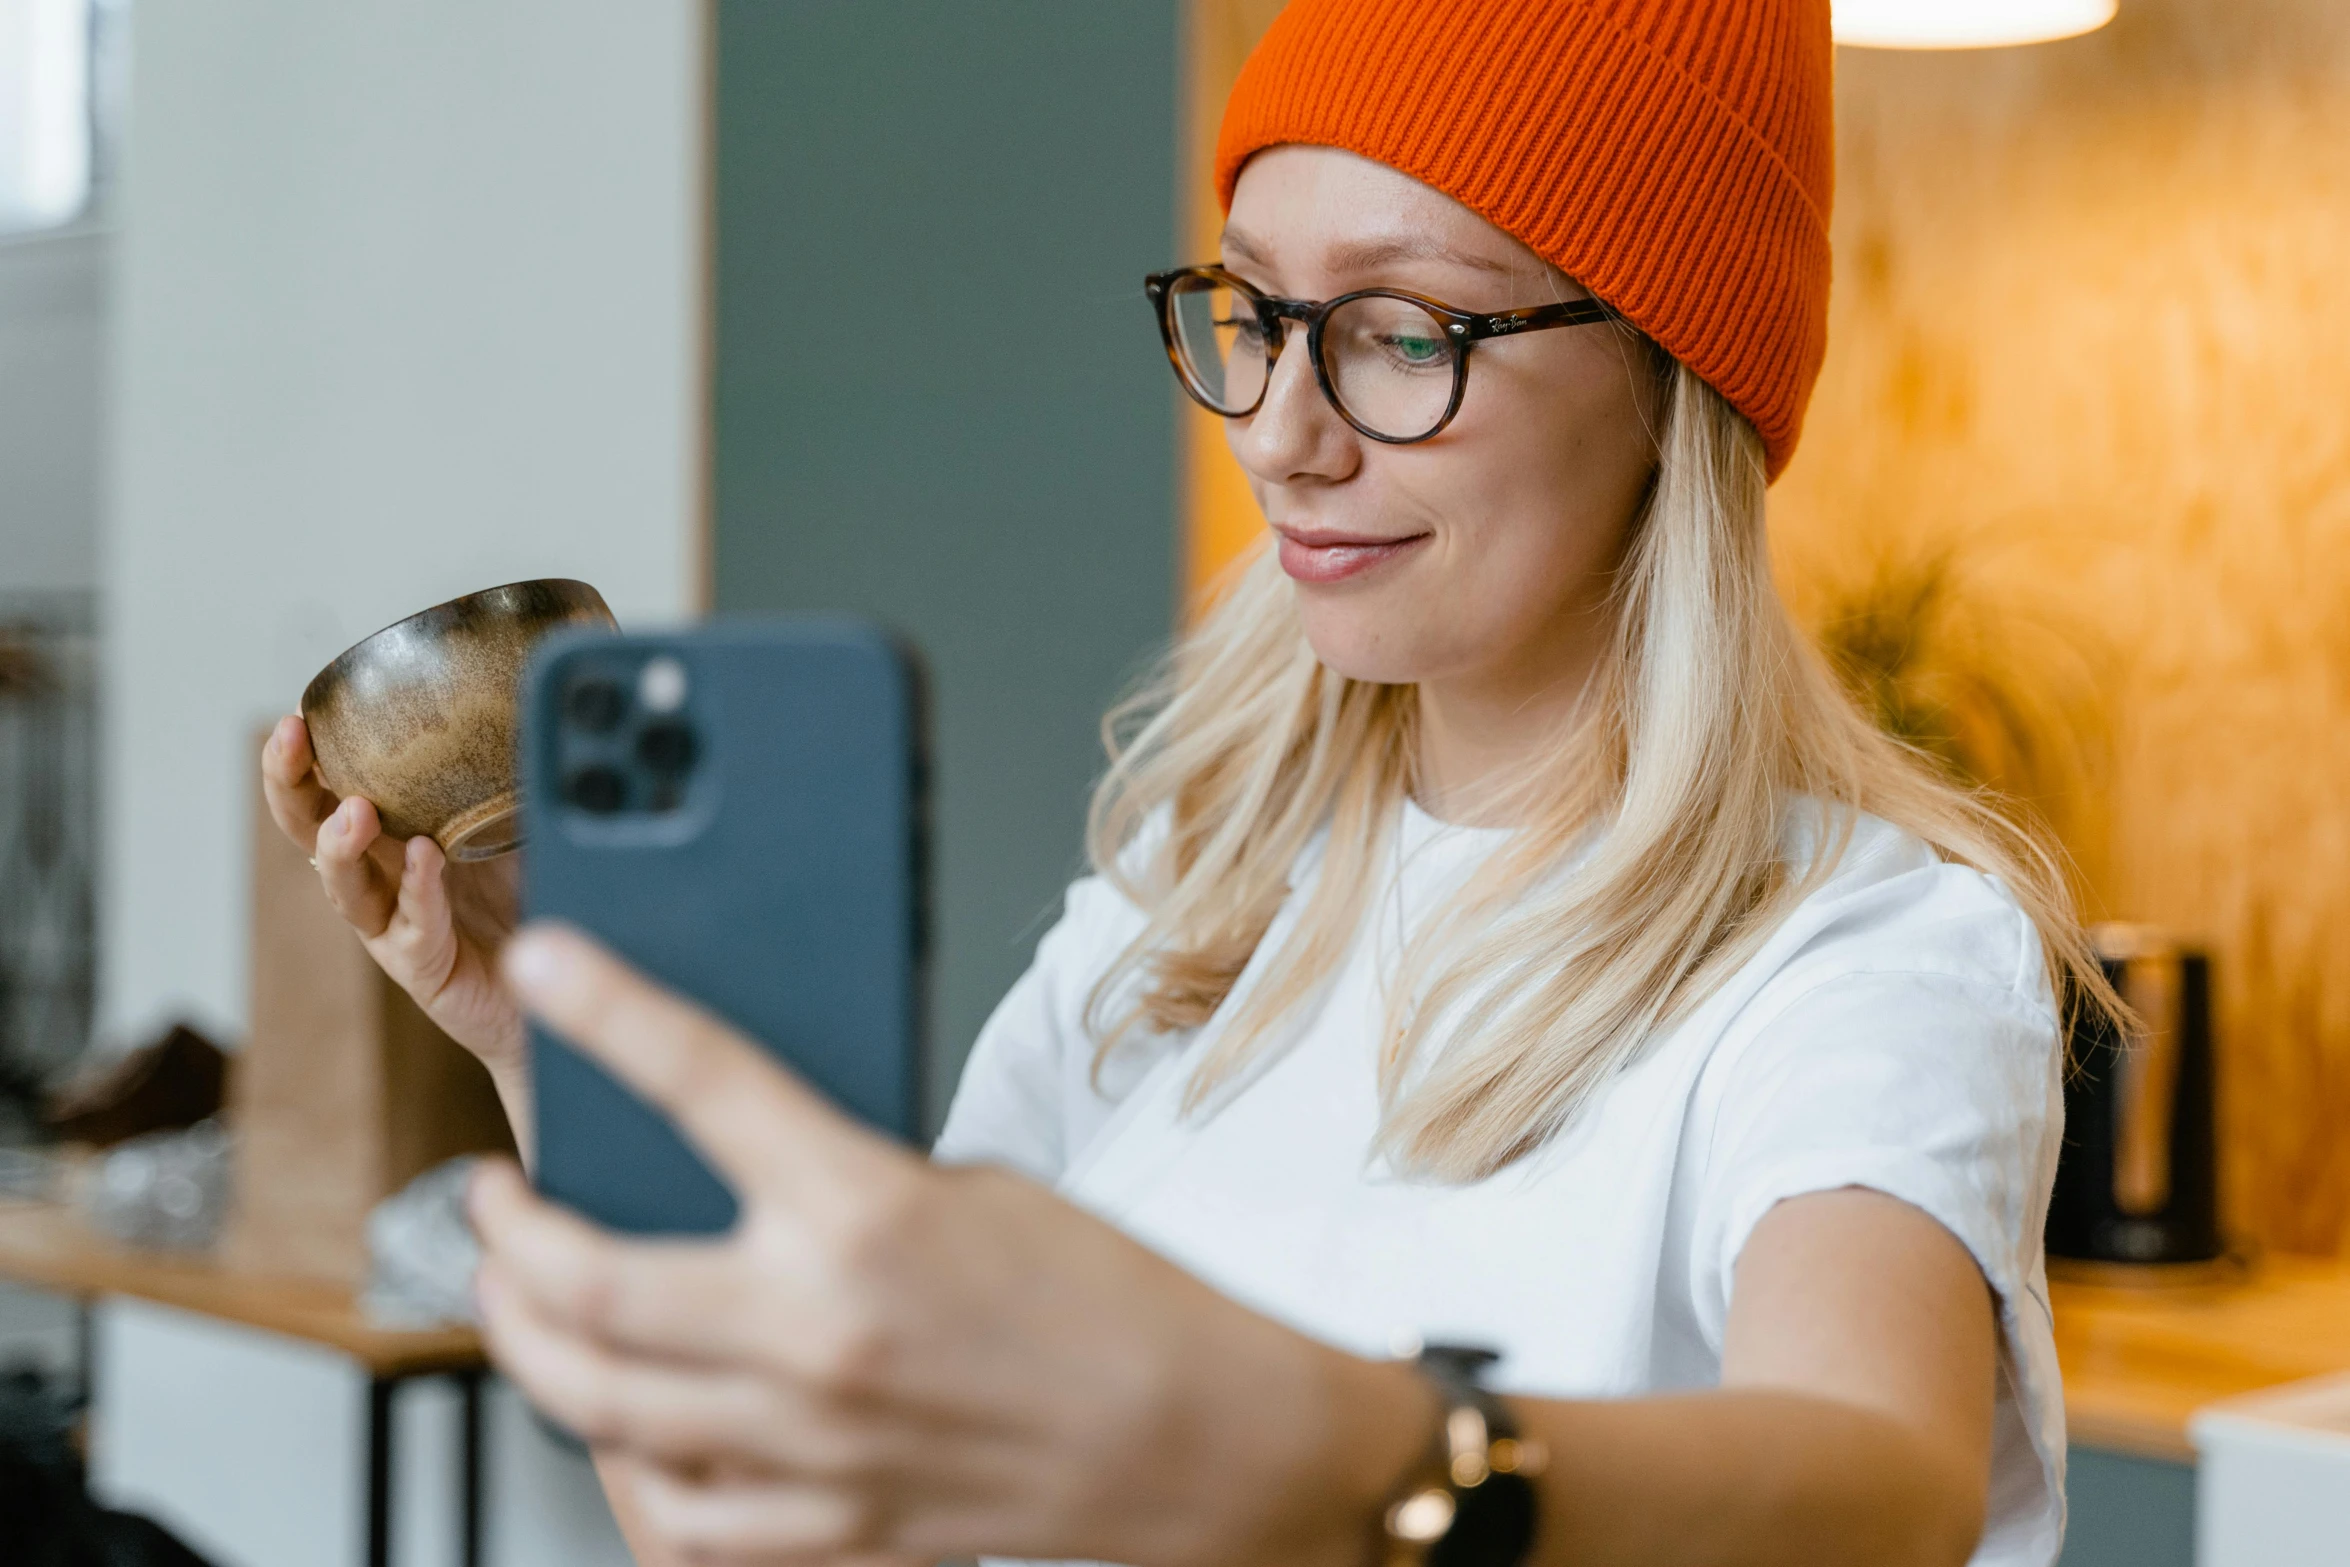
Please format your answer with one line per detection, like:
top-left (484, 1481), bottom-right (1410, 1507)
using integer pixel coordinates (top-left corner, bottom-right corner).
top-left (830, 1166), bottom-right (931, 1272)
top-left (384, 919), bottom-right (447, 977)
top-left (629, 1405), bottom-right (712, 1467)
top-left (656, 1026), bottom-right (735, 1107)
top-left (558, 1358), bottom-right (625, 1446)
top-left (799, 1304), bottom-right (897, 1400)
top-left (559, 1249), bottom-right (624, 1339)
top-left (828, 1489), bottom-right (890, 1553)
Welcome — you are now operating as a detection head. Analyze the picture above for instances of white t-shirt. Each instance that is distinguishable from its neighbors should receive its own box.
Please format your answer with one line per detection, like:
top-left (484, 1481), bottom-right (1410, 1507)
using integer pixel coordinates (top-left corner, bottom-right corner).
top-left (934, 800), bottom-right (2068, 1567)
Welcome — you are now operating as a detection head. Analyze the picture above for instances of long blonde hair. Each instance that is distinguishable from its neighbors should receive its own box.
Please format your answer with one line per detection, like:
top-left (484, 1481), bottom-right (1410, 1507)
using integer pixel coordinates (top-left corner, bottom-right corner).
top-left (1086, 360), bottom-right (2116, 1180)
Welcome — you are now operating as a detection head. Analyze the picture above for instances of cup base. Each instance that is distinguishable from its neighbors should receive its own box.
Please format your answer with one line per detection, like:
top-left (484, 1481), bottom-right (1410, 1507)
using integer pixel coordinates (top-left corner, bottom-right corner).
top-left (440, 793), bottom-right (522, 861)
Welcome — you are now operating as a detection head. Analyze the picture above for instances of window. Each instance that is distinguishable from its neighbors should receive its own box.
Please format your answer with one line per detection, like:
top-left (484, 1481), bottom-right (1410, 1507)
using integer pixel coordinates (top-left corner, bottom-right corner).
top-left (0, 0), bottom-right (99, 234)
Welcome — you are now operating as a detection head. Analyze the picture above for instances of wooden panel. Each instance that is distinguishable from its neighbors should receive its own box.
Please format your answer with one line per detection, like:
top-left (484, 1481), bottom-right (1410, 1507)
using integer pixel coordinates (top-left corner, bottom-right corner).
top-left (1774, 0), bottom-right (2350, 1257)
top-left (225, 767), bottom-right (512, 1285)
top-left (224, 770), bottom-right (388, 1284)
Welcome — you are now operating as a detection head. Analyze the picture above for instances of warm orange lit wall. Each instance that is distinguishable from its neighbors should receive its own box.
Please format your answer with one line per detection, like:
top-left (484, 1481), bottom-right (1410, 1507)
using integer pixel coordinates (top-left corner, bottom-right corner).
top-left (1778, 0), bottom-right (2350, 1257)
top-left (1180, 0), bottom-right (1291, 602)
top-left (1185, 0), bottom-right (2350, 1256)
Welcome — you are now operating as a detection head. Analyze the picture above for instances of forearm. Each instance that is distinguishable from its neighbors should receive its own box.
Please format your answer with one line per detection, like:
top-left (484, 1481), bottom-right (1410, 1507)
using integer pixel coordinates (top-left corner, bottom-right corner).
top-left (1305, 1362), bottom-right (1982, 1567)
top-left (1513, 1388), bottom-right (1984, 1567)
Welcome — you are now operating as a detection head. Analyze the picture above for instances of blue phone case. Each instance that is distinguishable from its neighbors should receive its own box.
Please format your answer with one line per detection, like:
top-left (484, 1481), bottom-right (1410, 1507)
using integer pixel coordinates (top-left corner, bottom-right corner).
top-left (519, 618), bottom-right (928, 1235)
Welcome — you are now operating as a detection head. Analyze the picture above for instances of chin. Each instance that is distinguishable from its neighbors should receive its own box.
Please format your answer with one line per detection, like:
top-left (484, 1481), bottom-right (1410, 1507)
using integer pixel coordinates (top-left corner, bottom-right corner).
top-left (1295, 601), bottom-right (1430, 686)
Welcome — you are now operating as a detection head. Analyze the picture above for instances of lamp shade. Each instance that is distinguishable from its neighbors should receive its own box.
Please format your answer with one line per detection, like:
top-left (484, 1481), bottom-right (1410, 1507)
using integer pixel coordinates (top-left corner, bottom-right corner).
top-left (1833, 0), bottom-right (2116, 49)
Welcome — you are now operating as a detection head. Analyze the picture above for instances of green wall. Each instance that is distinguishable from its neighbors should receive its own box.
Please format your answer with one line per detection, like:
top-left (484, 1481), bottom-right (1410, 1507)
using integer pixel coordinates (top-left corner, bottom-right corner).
top-left (713, 1), bottom-right (1180, 1128)
top-left (2061, 1449), bottom-right (2195, 1567)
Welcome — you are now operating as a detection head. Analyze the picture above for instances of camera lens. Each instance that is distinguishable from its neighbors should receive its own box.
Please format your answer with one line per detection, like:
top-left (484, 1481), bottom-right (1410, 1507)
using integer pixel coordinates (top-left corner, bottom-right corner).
top-left (565, 677), bottom-right (627, 734)
top-left (563, 765), bottom-right (628, 815)
top-left (635, 720), bottom-right (699, 776)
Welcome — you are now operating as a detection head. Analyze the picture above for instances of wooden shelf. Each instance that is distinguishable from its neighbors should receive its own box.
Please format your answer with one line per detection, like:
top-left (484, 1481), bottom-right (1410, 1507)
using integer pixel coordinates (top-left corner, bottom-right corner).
top-left (0, 1199), bottom-right (483, 1380)
top-left (2051, 1255), bottom-right (2350, 1462)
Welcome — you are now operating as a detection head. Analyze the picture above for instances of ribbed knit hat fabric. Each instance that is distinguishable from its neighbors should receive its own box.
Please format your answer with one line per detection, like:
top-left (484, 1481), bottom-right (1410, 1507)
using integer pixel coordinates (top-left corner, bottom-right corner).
top-left (1215, 0), bottom-right (1833, 479)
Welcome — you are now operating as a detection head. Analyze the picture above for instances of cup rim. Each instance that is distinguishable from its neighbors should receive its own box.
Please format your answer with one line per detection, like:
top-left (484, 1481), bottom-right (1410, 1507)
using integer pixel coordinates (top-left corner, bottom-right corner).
top-left (300, 578), bottom-right (612, 717)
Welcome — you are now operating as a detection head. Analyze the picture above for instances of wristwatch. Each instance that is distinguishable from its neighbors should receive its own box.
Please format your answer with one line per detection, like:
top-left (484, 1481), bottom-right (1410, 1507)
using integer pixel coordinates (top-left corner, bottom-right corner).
top-left (1380, 1344), bottom-right (1545, 1567)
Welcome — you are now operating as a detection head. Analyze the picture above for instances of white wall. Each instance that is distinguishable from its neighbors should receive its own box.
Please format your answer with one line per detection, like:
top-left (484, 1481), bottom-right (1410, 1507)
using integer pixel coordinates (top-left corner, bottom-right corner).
top-left (102, 0), bottom-right (706, 1044)
top-left (95, 3), bottom-right (705, 1560)
top-left (0, 223), bottom-right (104, 594)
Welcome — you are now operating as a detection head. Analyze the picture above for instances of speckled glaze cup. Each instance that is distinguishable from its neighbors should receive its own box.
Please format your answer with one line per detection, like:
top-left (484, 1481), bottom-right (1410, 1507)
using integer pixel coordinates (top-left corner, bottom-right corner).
top-left (300, 579), bottom-right (616, 860)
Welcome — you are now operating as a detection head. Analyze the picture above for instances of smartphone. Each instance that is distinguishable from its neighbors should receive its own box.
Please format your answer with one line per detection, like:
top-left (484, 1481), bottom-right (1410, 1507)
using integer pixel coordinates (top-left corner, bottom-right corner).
top-left (518, 619), bottom-right (929, 1236)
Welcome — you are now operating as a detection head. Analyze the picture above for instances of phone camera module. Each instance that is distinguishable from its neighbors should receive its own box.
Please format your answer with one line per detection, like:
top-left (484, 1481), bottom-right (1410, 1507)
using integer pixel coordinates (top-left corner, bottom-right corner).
top-left (565, 676), bottom-right (628, 734)
top-left (636, 720), bottom-right (699, 778)
top-left (563, 764), bottom-right (629, 815)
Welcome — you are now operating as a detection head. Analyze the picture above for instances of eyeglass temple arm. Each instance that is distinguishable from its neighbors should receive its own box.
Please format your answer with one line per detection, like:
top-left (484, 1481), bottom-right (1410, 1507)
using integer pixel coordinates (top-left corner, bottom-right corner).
top-left (1457, 298), bottom-right (1619, 342)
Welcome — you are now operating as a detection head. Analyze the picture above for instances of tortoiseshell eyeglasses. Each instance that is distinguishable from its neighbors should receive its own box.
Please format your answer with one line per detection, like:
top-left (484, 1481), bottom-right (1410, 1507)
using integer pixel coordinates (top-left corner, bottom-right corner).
top-left (1145, 264), bottom-right (1620, 444)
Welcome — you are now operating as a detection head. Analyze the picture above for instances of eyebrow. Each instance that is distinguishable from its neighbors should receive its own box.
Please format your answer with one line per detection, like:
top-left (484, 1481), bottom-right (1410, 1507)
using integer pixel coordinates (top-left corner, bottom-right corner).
top-left (1326, 234), bottom-right (1520, 278)
top-left (1218, 224), bottom-right (1524, 282)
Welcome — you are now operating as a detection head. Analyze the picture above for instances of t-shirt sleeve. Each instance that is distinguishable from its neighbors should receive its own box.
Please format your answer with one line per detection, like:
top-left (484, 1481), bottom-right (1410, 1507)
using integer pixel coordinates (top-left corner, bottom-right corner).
top-left (930, 869), bottom-right (1153, 1186)
top-left (1690, 965), bottom-right (2063, 1339)
top-left (1686, 931), bottom-right (2071, 1564)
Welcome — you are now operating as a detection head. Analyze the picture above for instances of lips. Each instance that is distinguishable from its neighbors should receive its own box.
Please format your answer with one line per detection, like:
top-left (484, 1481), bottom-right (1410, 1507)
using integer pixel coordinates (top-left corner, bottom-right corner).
top-left (1272, 527), bottom-right (1431, 585)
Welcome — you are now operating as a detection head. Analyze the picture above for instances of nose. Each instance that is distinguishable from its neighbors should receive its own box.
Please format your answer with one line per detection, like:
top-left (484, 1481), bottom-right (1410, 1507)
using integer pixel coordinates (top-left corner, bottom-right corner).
top-left (1227, 328), bottom-right (1361, 489)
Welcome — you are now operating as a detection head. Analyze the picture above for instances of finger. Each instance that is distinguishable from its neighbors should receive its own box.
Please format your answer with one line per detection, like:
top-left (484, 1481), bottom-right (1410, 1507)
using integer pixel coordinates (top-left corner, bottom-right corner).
top-left (384, 835), bottom-right (459, 973)
top-left (260, 715), bottom-right (340, 855)
top-left (627, 1463), bottom-right (906, 1564)
top-left (314, 795), bottom-right (398, 938)
top-left (469, 1160), bottom-right (776, 1365)
top-left (475, 1261), bottom-right (783, 1467)
top-left (501, 924), bottom-right (899, 1200)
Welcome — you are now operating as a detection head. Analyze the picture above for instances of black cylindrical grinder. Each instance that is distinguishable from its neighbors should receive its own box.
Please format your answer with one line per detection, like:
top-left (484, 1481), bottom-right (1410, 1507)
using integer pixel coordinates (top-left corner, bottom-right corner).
top-left (2046, 925), bottom-right (2222, 1268)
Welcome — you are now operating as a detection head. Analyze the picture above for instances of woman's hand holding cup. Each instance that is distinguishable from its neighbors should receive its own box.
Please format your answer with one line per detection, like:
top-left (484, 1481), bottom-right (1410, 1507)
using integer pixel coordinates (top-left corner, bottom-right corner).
top-left (260, 715), bottom-right (529, 1104)
top-left (256, 580), bottom-right (613, 1155)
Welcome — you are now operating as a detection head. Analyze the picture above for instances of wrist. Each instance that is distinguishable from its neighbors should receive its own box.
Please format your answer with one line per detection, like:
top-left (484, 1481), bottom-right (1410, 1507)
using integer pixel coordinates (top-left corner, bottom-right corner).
top-left (1130, 1322), bottom-right (1434, 1567)
top-left (482, 1053), bottom-right (536, 1167)
top-left (1239, 1345), bottom-right (1442, 1567)
top-left (1323, 1351), bottom-right (1449, 1561)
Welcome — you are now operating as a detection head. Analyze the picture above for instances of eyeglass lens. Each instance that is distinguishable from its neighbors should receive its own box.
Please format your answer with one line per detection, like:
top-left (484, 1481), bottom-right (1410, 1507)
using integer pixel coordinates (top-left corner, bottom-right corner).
top-left (1167, 274), bottom-right (1270, 414)
top-left (1165, 274), bottom-right (1458, 441)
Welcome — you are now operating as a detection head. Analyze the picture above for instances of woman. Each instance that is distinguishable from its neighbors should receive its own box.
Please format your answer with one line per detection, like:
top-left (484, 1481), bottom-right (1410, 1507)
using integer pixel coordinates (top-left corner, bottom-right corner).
top-left (262, 2), bottom-right (2113, 1563)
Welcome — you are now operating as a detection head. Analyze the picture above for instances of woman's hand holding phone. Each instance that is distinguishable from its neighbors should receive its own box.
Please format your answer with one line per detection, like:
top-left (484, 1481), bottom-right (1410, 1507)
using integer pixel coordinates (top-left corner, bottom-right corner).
top-left (259, 716), bottom-right (531, 1123)
top-left (468, 923), bottom-right (1424, 1567)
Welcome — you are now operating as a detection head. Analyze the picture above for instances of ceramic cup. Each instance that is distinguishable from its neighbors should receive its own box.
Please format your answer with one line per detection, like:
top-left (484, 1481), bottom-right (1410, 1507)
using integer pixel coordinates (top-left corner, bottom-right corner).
top-left (300, 578), bottom-right (616, 861)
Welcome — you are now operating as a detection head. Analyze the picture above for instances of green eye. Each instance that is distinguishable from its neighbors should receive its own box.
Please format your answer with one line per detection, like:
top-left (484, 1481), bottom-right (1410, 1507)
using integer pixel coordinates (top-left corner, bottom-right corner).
top-left (1382, 332), bottom-right (1447, 367)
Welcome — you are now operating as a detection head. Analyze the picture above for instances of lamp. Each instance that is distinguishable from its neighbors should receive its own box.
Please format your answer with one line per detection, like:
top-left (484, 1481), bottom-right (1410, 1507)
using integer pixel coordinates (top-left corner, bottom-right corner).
top-left (1833, 0), bottom-right (2116, 49)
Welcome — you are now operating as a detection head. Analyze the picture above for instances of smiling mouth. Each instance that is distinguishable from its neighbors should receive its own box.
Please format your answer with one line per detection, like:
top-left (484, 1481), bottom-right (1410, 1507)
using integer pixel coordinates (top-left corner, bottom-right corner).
top-left (1272, 526), bottom-right (1432, 585)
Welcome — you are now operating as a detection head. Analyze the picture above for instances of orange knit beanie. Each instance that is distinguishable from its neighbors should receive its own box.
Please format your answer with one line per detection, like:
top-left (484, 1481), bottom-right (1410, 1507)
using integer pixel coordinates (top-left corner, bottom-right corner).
top-left (1215, 0), bottom-right (1834, 479)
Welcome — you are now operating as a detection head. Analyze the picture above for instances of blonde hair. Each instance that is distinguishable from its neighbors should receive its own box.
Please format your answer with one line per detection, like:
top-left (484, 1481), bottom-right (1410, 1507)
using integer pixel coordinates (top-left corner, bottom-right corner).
top-left (1086, 362), bottom-right (2118, 1181)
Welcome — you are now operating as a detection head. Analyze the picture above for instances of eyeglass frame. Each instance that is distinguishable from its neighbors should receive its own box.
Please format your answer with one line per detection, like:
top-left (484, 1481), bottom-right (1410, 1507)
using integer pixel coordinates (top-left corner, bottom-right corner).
top-left (1144, 264), bottom-right (1623, 445)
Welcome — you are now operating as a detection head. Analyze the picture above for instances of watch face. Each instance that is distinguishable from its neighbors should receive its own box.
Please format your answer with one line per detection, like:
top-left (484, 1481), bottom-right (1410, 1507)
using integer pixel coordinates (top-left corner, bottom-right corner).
top-left (1426, 1472), bottom-right (1536, 1567)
